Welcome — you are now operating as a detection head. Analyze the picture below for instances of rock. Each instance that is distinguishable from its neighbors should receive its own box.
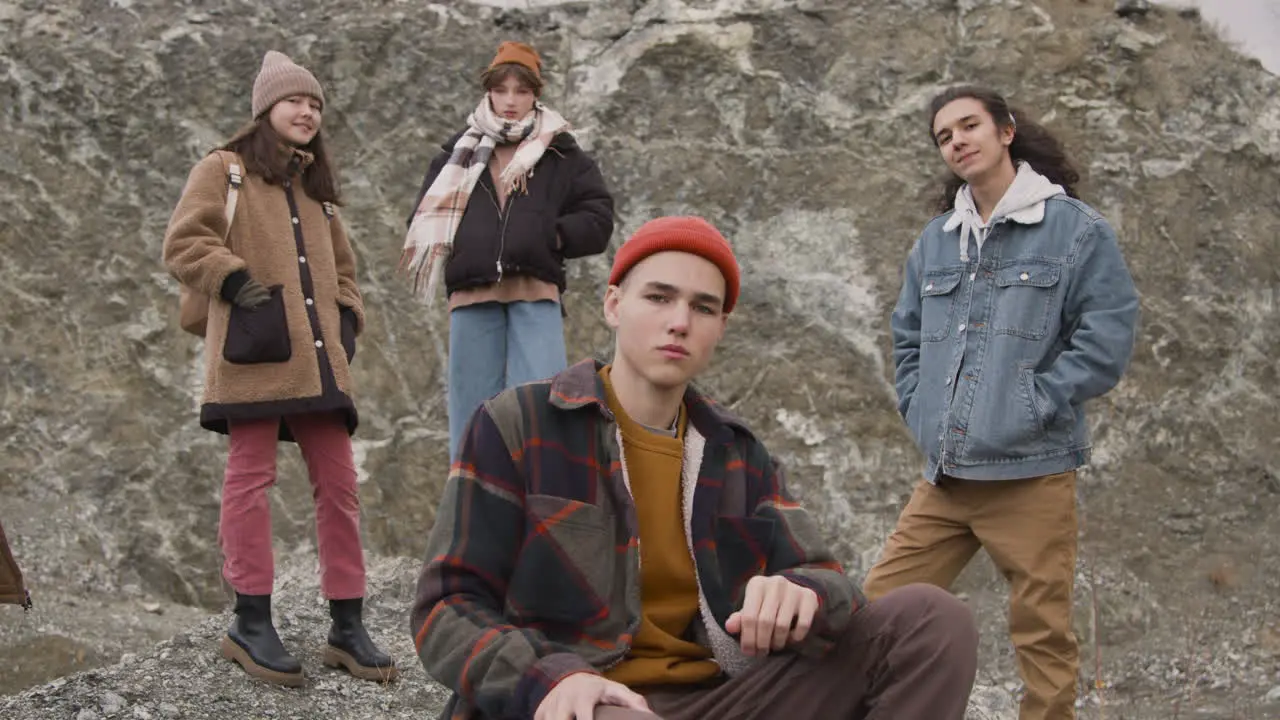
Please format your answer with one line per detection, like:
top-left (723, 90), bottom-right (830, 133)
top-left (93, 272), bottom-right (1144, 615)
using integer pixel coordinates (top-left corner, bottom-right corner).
top-left (1165, 515), bottom-right (1204, 536)
top-left (1262, 467), bottom-right (1280, 494)
top-left (1115, 0), bottom-right (1151, 18)
top-left (965, 685), bottom-right (1019, 719)
top-left (1266, 685), bottom-right (1280, 702)
top-left (1113, 25), bottom-right (1163, 55)
top-left (100, 691), bottom-right (126, 714)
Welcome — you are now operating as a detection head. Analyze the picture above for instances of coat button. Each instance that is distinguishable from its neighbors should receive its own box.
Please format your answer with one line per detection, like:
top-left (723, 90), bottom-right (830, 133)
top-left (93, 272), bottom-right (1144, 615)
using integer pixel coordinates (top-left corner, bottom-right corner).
top-left (315, 340), bottom-right (324, 348)
top-left (292, 217), bottom-right (299, 225)
top-left (299, 256), bottom-right (307, 264)
top-left (958, 323), bottom-right (966, 332)
top-left (305, 298), bottom-right (314, 306)
top-left (1020, 272), bottom-right (1030, 281)
top-left (925, 283), bottom-right (934, 291)
top-left (945, 377), bottom-right (952, 386)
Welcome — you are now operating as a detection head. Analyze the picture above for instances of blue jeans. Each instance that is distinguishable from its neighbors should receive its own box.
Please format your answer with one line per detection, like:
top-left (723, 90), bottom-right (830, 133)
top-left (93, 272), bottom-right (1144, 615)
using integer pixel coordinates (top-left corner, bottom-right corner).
top-left (447, 300), bottom-right (567, 461)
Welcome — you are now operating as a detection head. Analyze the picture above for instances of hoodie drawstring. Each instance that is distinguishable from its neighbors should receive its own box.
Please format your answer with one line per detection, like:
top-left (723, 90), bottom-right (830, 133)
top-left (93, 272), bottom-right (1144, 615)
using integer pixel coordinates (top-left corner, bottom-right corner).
top-left (947, 161), bottom-right (1066, 265)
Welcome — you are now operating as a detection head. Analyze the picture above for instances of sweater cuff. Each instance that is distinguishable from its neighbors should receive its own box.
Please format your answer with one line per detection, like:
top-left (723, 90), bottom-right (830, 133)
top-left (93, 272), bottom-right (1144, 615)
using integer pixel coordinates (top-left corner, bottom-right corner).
top-left (219, 270), bottom-right (251, 303)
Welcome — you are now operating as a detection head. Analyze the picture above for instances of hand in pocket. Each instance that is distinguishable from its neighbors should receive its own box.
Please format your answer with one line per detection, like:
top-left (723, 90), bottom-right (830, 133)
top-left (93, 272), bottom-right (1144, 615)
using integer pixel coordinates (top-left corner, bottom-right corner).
top-left (223, 285), bottom-right (292, 364)
top-left (231, 278), bottom-right (271, 309)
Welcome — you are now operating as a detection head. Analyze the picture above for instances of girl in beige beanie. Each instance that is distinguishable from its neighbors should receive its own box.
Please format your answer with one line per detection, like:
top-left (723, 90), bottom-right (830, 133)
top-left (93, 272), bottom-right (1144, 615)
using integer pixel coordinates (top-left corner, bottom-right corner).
top-left (162, 50), bottom-right (395, 687)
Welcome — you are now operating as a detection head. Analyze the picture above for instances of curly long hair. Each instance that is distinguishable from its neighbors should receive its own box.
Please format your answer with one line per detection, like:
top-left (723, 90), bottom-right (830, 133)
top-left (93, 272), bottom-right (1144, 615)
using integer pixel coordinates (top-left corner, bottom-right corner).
top-left (219, 114), bottom-right (342, 205)
top-left (927, 85), bottom-right (1079, 213)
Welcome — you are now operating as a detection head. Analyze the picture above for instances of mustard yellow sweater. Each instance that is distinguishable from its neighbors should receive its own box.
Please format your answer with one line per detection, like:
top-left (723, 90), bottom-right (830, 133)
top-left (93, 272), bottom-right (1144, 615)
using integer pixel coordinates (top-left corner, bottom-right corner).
top-left (600, 367), bottom-right (719, 687)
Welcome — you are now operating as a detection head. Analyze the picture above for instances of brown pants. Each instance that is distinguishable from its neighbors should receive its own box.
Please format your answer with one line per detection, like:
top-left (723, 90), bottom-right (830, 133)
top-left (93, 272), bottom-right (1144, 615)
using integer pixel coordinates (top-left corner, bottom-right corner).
top-left (596, 584), bottom-right (977, 720)
top-left (862, 472), bottom-right (1079, 720)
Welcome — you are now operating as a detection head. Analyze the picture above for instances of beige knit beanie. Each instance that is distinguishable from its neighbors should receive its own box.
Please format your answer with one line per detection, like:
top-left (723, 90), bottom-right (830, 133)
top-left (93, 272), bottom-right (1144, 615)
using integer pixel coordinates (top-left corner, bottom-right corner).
top-left (251, 51), bottom-right (325, 119)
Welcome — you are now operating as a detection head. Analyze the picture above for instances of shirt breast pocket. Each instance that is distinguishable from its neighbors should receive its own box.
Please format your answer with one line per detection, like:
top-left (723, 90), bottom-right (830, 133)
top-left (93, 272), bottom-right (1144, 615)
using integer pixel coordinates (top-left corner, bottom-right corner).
top-left (993, 261), bottom-right (1062, 340)
top-left (506, 494), bottom-right (616, 625)
top-left (920, 269), bottom-right (963, 343)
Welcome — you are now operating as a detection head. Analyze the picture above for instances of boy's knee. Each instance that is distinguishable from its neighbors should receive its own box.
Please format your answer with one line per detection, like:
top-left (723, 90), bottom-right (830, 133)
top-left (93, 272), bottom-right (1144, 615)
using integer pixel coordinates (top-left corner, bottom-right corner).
top-left (879, 583), bottom-right (978, 657)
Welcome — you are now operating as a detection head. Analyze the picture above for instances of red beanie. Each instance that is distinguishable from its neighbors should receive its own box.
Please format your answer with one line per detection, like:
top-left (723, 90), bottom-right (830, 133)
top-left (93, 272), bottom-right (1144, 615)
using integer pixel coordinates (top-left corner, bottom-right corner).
top-left (609, 216), bottom-right (741, 313)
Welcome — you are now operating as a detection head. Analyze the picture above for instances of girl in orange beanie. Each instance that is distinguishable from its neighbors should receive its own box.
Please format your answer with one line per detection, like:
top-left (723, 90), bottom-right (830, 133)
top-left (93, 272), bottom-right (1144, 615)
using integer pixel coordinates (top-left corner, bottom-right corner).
top-left (402, 40), bottom-right (615, 462)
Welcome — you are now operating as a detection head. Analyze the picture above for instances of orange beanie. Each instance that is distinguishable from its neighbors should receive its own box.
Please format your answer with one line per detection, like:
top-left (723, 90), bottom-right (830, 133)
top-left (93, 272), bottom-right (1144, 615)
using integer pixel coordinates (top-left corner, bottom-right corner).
top-left (609, 216), bottom-right (741, 313)
top-left (488, 41), bottom-right (542, 80)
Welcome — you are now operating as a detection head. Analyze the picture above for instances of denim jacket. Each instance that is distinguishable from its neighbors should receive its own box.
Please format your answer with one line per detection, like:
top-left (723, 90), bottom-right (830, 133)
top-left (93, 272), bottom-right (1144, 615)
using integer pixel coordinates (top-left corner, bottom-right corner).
top-left (891, 195), bottom-right (1139, 482)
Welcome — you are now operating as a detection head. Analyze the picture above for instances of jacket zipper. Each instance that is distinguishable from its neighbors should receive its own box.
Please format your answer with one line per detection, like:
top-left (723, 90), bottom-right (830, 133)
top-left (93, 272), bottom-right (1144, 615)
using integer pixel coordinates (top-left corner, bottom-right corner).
top-left (481, 171), bottom-right (513, 284)
top-left (497, 194), bottom-right (512, 283)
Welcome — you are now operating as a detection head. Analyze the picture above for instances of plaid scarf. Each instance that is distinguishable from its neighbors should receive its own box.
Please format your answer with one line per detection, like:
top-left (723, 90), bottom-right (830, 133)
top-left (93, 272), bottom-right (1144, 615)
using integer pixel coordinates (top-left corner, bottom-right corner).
top-left (400, 97), bottom-right (570, 302)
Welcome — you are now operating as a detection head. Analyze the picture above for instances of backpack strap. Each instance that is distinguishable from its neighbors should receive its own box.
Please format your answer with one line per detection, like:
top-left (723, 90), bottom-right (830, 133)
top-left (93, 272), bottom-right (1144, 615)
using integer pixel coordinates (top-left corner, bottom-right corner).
top-left (225, 160), bottom-right (242, 235)
top-left (214, 150), bottom-right (328, 228)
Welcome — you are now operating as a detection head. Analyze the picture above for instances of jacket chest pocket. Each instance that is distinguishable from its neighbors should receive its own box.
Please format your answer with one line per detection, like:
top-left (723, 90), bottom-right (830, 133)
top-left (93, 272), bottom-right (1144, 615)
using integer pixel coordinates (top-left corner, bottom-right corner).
top-left (507, 495), bottom-right (616, 625)
top-left (993, 261), bottom-right (1062, 340)
top-left (920, 269), bottom-right (963, 343)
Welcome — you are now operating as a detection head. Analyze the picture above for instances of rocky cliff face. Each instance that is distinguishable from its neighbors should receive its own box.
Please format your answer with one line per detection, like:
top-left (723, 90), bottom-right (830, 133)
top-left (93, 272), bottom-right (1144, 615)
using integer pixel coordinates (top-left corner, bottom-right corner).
top-left (2, 0), bottom-right (1278, 717)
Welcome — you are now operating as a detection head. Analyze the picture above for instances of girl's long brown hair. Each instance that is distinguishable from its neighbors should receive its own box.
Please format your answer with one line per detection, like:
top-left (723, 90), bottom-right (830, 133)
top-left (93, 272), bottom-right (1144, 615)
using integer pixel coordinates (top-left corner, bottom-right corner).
top-left (219, 115), bottom-right (341, 205)
top-left (927, 85), bottom-right (1080, 213)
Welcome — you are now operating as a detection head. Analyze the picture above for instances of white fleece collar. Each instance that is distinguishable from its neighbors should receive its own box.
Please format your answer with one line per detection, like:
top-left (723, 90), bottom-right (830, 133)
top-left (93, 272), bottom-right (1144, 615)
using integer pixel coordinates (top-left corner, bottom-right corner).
top-left (943, 161), bottom-right (1065, 262)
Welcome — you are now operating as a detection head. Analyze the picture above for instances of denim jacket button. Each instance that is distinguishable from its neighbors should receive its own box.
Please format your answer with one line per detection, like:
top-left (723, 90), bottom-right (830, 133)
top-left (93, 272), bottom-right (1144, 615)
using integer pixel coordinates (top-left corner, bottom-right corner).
top-left (1020, 272), bottom-right (1030, 281)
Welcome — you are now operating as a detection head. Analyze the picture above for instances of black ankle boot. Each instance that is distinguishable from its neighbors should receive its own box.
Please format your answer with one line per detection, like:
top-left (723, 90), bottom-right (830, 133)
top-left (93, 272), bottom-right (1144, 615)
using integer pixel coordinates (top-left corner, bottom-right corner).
top-left (322, 597), bottom-right (399, 682)
top-left (219, 593), bottom-right (304, 687)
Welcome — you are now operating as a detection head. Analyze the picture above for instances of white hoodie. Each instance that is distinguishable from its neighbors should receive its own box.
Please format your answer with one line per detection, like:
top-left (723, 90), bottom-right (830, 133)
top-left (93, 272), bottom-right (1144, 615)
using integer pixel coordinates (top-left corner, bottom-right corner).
top-left (943, 161), bottom-right (1066, 263)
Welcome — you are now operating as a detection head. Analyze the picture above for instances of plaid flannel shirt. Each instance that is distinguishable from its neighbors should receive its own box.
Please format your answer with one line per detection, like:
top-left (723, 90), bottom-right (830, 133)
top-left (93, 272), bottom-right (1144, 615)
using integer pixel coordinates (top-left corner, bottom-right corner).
top-left (410, 359), bottom-right (864, 719)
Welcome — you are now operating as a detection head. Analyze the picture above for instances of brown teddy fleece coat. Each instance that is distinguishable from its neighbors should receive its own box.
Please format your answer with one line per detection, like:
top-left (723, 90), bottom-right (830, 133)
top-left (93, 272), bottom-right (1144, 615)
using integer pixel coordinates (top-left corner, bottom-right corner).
top-left (163, 150), bottom-right (365, 437)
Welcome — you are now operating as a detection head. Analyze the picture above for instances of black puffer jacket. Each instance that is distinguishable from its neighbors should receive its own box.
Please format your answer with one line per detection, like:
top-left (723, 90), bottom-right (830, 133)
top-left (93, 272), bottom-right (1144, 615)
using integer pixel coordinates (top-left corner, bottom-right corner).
top-left (406, 131), bottom-right (614, 296)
